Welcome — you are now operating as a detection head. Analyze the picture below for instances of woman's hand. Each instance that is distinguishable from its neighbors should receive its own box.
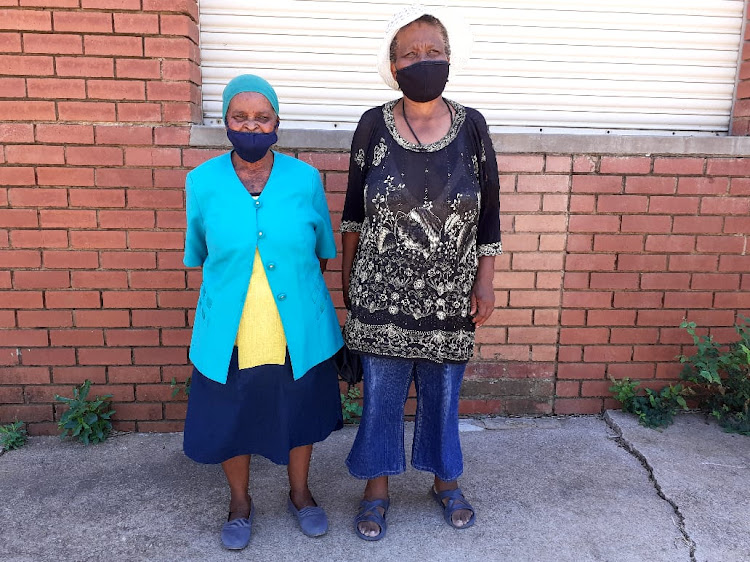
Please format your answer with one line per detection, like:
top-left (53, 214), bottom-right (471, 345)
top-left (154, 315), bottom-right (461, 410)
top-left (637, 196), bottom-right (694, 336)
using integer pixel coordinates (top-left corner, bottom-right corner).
top-left (470, 256), bottom-right (496, 327)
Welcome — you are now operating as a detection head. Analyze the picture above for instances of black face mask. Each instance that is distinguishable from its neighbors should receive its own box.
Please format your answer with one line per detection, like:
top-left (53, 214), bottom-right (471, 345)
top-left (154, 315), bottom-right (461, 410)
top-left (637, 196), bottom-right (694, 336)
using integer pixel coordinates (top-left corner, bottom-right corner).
top-left (395, 60), bottom-right (450, 103)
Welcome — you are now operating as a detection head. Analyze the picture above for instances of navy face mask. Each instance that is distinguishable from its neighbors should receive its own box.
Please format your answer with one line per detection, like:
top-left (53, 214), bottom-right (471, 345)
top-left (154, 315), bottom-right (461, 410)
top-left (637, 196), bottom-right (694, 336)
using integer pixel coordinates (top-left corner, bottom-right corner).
top-left (225, 126), bottom-right (278, 163)
top-left (395, 60), bottom-right (450, 103)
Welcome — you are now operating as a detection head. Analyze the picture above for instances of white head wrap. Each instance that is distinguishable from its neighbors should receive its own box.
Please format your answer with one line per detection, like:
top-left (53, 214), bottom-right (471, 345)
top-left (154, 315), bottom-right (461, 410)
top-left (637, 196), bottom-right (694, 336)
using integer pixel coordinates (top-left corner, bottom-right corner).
top-left (377, 4), bottom-right (473, 91)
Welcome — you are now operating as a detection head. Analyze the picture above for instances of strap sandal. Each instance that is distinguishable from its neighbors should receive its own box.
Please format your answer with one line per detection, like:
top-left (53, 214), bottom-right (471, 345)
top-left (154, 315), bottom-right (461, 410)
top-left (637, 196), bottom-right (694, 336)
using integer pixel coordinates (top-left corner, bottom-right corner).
top-left (221, 501), bottom-right (255, 550)
top-left (431, 486), bottom-right (476, 530)
top-left (354, 497), bottom-right (390, 541)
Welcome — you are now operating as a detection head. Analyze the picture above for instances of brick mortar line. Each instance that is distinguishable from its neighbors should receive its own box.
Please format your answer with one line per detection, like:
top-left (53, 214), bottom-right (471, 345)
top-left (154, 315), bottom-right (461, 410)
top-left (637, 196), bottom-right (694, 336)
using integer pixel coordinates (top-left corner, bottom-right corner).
top-left (603, 411), bottom-right (697, 562)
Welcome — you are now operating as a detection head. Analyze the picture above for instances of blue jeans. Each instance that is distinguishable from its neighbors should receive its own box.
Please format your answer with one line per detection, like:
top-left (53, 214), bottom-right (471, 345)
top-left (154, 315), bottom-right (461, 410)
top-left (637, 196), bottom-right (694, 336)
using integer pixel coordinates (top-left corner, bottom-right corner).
top-left (346, 354), bottom-right (467, 482)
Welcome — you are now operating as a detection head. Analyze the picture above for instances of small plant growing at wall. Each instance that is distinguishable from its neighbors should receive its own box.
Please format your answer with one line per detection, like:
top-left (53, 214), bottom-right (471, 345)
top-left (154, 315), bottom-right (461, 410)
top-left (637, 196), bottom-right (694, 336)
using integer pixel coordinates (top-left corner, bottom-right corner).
top-left (0, 420), bottom-right (27, 451)
top-left (341, 385), bottom-right (363, 424)
top-left (170, 376), bottom-right (192, 398)
top-left (679, 318), bottom-right (750, 436)
top-left (609, 377), bottom-right (690, 429)
top-left (55, 380), bottom-right (115, 445)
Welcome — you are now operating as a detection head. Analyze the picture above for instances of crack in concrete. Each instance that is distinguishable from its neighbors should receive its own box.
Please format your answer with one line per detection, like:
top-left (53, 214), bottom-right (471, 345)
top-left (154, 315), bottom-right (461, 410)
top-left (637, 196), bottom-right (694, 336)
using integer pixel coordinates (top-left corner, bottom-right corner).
top-left (604, 413), bottom-right (697, 562)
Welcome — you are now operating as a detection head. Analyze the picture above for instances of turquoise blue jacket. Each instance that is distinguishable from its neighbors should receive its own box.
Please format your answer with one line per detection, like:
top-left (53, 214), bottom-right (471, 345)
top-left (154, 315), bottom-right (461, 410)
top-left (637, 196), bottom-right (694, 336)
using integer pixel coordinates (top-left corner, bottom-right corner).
top-left (184, 151), bottom-right (343, 383)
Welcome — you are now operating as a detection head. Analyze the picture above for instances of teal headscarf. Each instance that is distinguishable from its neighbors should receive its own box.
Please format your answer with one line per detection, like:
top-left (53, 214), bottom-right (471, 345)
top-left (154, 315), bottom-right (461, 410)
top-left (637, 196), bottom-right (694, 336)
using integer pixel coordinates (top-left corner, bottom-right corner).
top-left (222, 74), bottom-right (280, 120)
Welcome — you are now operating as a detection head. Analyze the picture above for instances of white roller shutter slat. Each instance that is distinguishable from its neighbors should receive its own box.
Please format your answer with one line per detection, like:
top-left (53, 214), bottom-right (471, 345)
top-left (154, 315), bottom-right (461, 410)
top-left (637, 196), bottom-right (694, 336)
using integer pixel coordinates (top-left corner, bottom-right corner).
top-left (202, 82), bottom-right (733, 107)
top-left (201, 30), bottom-right (739, 58)
top-left (199, 0), bottom-right (745, 134)
top-left (202, 12), bottom-right (740, 36)
top-left (202, 0), bottom-right (742, 18)
top-left (202, 71), bottom-right (735, 98)
top-left (202, 55), bottom-right (737, 83)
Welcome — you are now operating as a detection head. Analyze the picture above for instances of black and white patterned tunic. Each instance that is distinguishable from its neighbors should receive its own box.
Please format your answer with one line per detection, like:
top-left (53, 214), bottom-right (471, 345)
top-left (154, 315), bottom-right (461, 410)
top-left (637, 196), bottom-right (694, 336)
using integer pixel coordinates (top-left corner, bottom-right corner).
top-left (341, 99), bottom-right (502, 363)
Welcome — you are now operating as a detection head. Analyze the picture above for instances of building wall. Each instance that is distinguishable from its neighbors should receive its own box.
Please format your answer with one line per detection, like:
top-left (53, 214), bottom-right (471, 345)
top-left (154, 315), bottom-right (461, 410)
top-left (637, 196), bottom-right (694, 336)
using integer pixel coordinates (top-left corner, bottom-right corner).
top-left (732, 1), bottom-right (750, 134)
top-left (0, 1), bottom-right (749, 434)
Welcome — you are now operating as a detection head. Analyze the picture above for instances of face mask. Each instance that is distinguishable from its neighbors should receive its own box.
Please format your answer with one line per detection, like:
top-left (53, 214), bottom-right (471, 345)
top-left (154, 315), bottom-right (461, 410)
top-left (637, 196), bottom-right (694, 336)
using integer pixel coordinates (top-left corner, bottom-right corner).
top-left (395, 60), bottom-right (450, 103)
top-left (225, 127), bottom-right (278, 163)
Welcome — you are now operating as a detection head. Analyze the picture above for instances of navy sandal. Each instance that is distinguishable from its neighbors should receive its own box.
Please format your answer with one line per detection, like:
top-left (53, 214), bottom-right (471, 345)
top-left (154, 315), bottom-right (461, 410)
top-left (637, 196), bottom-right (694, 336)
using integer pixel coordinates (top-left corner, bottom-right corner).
top-left (431, 487), bottom-right (476, 529)
top-left (354, 498), bottom-right (390, 541)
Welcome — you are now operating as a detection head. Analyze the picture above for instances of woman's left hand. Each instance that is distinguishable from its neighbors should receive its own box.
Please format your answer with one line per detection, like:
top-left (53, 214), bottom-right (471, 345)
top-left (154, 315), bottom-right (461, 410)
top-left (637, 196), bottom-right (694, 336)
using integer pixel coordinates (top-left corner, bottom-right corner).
top-left (470, 256), bottom-right (496, 326)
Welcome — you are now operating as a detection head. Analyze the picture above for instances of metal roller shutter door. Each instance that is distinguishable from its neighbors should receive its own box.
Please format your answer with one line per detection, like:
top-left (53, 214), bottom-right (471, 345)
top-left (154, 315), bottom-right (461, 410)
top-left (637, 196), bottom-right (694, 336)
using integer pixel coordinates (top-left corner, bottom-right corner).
top-left (199, 0), bottom-right (745, 134)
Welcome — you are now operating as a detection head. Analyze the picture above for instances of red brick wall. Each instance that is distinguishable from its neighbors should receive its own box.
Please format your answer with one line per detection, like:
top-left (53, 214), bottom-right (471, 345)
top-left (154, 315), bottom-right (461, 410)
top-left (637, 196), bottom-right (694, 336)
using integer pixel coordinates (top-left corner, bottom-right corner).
top-left (1, 1), bottom-right (749, 434)
top-left (549, 156), bottom-right (750, 414)
top-left (0, 0), bottom-right (201, 434)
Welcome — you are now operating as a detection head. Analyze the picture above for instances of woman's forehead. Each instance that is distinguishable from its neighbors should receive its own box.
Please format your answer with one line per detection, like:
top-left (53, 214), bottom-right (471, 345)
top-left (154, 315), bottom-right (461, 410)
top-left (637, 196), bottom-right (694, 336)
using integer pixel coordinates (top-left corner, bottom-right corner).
top-left (227, 91), bottom-right (275, 114)
top-left (395, 21), bottom-right (446, 47)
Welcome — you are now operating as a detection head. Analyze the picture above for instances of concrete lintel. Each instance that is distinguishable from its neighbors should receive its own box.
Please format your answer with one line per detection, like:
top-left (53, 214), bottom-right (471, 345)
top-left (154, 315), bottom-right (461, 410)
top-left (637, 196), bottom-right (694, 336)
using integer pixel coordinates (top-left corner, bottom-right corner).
top-left (496, 133), bottom-right (750, 156)
top-left (191, 125), bottom-right (750, 156)
top-left (190, 126), bottom-right (354, 150)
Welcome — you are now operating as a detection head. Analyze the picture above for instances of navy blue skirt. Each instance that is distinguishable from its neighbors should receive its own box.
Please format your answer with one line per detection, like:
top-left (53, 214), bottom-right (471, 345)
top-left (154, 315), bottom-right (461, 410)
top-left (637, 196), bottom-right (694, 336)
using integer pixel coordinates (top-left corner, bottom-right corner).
top-left (183, 348), bottom-right (343, 465)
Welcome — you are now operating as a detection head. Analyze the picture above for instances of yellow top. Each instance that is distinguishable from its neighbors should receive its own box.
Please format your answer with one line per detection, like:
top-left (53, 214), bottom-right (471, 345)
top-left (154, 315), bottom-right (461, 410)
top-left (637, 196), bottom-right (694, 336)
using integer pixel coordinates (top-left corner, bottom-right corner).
top-left (235, 249), bottom-right (287, 369)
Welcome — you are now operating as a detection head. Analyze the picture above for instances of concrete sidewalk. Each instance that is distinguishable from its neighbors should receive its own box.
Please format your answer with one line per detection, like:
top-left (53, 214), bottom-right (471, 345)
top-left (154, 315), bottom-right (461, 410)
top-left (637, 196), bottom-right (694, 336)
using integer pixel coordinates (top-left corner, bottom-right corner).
top-left (0, 412), bottom-right (747, 562)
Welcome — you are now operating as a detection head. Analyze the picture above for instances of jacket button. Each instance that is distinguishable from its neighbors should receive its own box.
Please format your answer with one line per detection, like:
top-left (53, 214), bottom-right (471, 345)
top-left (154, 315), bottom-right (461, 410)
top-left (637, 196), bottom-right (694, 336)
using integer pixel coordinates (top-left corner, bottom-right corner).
top-left (258, 231), bottom-right (264, 238)
top-left (268, 263), bottom-right (276, 270)
top-left (277, 293), bottom-right (286, 301)
top-left (254, 200), bottom-right (261, 208)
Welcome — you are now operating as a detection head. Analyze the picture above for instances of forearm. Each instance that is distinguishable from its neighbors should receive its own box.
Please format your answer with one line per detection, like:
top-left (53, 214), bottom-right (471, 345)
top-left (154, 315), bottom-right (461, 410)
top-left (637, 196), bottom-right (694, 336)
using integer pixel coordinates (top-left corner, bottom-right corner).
top-left (475, 255), bottom-right (495, 287)
top-left (470, 255), bottom-right (496, 326)
top-left (341, 232), bottom-right (360, 284)
top-left (341, 232), bottom-right (360, 308)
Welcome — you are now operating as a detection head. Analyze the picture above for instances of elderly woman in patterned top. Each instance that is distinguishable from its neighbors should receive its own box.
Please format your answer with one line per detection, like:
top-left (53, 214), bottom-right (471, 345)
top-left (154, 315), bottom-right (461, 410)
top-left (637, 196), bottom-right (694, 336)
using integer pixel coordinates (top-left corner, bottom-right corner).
top-left (340, 6), bottom-right (502, 541)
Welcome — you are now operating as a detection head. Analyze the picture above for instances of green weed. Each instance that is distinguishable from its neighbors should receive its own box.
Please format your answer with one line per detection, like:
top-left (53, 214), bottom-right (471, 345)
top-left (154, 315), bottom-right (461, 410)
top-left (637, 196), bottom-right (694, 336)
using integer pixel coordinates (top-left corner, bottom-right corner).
top-left (341, 385), bottom-right (363, 424)
top-left (55, 380), bottom-right (115, 445)
top-left (609, 377), bottom-right (690, 429)
top-left (0, 421), bottom-right (27, 451)
top-left (170, 376), bottom-right (192, 398)
top-left (679, 318), bottom-right (750, 435)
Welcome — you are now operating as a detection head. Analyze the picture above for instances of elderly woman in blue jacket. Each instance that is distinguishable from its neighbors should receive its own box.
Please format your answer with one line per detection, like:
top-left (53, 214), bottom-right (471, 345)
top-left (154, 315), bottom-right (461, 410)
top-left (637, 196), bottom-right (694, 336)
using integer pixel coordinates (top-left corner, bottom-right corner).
top-left (182, 74), bottom-right (344, 550)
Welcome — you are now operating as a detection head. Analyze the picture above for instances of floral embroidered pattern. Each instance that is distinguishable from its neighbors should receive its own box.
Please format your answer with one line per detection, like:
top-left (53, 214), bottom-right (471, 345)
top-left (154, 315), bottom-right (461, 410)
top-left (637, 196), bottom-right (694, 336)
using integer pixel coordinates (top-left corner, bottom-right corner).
top-left (346, 147), bottom-right (481, 358)
top-left (340, 220), bottom-right (362, 233)
top-left (477, 241), bottom-right (503, 257)
top-left (372, 138), bottom-right (387, 166)
top-left (383, 99), bottom-right (465, 153)
top-left (354, 148), bottom-right (365, 170)
top-left (345, 317), bottom-right (475, 362)
top-left (347, 191), bottom-right (478, 321)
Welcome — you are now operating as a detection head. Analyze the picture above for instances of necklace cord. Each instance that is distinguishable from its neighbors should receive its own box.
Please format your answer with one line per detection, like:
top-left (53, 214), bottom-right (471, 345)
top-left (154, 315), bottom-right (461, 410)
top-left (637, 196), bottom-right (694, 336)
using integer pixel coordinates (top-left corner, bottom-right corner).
top-left (401, 98), bottom-right (454, 147)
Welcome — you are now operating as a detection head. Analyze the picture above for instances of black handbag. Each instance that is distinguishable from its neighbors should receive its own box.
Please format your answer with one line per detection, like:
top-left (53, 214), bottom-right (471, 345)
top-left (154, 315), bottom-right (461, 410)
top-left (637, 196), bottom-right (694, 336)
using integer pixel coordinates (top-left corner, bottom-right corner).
top-left (334, 345), bottom-right (363, 386)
